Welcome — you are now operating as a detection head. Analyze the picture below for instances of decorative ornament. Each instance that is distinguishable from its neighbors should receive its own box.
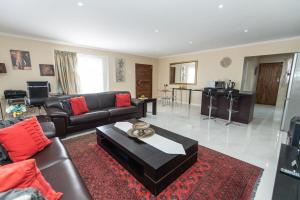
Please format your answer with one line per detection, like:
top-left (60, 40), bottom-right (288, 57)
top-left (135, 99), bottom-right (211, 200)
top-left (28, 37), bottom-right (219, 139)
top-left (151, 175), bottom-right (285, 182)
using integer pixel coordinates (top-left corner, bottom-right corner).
top-left (220, 57), bottom-right (232, 68)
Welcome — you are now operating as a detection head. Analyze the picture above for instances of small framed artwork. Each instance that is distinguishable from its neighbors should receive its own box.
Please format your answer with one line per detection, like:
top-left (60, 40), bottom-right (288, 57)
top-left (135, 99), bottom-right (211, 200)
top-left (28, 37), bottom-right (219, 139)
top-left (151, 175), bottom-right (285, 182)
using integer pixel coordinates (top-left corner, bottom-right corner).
top-left (115, 58), bottom-right (126, 82)
top-left (10, 50), bottom-right (32, 70)
top-left (39, 64), bottom-right (55, 76)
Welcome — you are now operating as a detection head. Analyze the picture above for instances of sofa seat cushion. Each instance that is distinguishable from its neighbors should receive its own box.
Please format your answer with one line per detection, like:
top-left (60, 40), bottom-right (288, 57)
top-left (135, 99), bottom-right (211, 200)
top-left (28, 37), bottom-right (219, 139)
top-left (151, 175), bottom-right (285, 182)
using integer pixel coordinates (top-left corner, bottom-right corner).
top-left (69, 111), bottom-right (110, 125)
top-left (108, 106), bottom-right (137, 117)
top-left (32, 137), bottom-right (69, 170)
top-left (41, 159), bottom-right (92, 200)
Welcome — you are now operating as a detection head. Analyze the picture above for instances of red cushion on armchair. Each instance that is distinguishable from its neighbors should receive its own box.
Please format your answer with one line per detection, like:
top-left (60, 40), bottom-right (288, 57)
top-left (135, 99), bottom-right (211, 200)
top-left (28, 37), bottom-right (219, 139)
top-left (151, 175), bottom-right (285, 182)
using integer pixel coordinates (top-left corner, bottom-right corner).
top-left (115, 93), bottom-right (131, 107)
top-left (0, 116), bottom-right (52, 162)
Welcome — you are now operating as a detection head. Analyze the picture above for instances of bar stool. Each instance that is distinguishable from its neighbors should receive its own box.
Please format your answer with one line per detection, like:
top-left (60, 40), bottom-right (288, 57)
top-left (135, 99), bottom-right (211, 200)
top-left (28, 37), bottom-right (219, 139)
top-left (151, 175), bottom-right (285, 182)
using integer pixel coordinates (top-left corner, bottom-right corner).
top-left (225, 89), bottom-right (239, 126)
top-left (203, 88), bottom-right (218, 120)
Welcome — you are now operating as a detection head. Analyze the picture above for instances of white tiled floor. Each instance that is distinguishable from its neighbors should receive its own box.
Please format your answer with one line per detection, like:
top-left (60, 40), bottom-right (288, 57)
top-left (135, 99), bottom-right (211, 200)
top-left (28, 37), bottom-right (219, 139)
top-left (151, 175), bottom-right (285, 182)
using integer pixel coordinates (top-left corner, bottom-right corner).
top-left (142, 103), bottom-right (286, 200)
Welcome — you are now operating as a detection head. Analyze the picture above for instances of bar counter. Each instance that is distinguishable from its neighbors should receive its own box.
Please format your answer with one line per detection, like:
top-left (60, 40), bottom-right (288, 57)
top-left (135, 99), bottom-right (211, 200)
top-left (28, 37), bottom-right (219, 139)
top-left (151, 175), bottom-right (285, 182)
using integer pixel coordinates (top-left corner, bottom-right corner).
top-left (200, 90), bottom-right (256, 124)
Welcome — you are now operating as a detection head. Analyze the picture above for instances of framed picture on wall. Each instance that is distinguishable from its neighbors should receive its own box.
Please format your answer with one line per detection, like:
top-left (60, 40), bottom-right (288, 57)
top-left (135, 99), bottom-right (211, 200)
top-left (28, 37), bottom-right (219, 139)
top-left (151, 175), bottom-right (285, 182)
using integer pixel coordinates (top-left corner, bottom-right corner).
top-left (115, 58), bottom-right (126, 82)
top-left (39, 64), bottom-right (55, 76)
top-left (10, 50), bottom-right (32, 70)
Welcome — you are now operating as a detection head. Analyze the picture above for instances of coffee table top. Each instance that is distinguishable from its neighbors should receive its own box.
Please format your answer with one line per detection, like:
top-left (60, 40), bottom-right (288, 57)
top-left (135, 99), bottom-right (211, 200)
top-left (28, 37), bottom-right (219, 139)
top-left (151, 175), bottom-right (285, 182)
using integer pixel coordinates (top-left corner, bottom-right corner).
top-left (96, 119), bottom-right (198, 170)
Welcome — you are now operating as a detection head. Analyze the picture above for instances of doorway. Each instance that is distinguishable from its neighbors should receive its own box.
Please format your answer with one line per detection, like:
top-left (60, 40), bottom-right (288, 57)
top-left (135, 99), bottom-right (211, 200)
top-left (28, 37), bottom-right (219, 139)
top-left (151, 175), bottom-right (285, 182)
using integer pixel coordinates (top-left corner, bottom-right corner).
top-left (135, 64), bottom-right (153, 98)
top-left (256, 62), bottom-right (283, 105)
top-left (241, 53), bottom-right (294, 124)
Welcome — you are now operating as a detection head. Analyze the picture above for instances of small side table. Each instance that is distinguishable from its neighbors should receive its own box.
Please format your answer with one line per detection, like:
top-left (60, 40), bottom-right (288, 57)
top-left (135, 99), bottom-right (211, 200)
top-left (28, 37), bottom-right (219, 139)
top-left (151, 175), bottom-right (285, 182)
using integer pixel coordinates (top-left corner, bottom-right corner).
top-left (141, 98), bottom-right (157, 117)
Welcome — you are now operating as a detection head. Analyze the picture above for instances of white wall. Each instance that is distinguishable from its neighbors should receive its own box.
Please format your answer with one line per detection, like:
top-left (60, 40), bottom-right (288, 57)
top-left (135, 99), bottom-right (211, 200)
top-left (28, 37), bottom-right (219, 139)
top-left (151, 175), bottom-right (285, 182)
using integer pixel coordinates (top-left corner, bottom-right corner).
top-left (0, 34), bottom-right (158, 98)
top-left (241, 57), bottom-right (259, 92)
top-left (158, 37), bottom-right (300, 106)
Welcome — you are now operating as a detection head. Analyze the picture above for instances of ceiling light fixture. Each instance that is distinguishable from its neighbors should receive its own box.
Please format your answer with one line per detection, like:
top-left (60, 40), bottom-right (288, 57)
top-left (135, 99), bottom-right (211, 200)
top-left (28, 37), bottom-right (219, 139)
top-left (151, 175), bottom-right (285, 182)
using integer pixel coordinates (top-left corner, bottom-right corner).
top-left (244, 29), bottom-right (249, 33)
top-left (77, 2), bottom-right (84, 6)
top-left (189, 41), bottom-right (193, 44)
top-left (218, 4), bottom-right (224, 9)
top-left (154, 29), bottom-right (159, 33)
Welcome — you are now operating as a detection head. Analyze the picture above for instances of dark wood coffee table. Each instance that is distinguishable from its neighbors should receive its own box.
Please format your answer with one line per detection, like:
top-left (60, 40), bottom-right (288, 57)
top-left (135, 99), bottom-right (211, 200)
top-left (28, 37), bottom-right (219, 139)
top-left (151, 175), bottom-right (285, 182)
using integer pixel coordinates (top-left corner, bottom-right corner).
top-left (96, 119), bottom-right (198, 195)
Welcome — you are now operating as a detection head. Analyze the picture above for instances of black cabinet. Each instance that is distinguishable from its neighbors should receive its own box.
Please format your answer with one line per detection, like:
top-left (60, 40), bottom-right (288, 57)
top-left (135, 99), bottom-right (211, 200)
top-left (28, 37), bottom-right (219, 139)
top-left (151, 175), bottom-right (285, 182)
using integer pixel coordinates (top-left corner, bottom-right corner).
top-left (272, 144), bottom-right (300, 200)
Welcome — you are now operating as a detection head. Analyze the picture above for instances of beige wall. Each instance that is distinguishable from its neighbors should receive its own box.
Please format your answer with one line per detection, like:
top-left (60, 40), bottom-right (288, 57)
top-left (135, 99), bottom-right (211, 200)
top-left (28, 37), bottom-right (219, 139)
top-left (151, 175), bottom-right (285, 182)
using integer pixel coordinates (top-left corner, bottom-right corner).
top-left (158, 37), bottom-right (300, 105)
top-left (0, 35), bottom-right (158, 98)
top-left (1, 34), bottom-right (300, 107)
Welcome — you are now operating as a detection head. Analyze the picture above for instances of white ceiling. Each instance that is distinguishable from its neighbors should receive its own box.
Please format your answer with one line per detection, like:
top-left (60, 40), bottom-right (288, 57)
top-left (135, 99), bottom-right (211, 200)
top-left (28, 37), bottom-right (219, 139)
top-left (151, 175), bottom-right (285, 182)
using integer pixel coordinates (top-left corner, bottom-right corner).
top-left (0, 0), bottom-right (300, 58)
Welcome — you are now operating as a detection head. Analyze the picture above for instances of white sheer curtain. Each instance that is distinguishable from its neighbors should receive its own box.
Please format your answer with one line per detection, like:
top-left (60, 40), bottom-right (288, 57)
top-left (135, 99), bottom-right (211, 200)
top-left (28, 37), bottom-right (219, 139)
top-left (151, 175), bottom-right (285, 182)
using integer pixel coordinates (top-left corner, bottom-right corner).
top-left (76, 54), bottom-right (108, 94)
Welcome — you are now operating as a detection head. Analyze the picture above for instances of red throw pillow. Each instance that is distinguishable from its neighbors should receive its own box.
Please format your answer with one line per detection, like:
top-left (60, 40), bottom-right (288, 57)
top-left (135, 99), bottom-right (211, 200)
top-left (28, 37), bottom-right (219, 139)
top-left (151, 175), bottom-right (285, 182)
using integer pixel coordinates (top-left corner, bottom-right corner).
top-left (69, 96), bottom-right (89, 115)
top-left (0, 159), bottom-right (63, 200)
top-left (116, 93), bottom-right (131, 107)
top-left (0, 116), bottom-right (52, 162)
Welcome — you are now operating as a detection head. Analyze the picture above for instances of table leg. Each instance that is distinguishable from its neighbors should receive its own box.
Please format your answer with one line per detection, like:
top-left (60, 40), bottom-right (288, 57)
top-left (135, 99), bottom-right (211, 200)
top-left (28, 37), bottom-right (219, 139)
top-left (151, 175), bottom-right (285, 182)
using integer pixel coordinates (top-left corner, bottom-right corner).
top-left (172, 88), bottom-right (175, 102)
top-left (0, 101), bottom-right (3, 120)
top-left (152, 100), bottom-right (157, 115)
top-left (189, 89), bottom-right (192, 105)
top-left (143, 103), bottom-right (147, 117)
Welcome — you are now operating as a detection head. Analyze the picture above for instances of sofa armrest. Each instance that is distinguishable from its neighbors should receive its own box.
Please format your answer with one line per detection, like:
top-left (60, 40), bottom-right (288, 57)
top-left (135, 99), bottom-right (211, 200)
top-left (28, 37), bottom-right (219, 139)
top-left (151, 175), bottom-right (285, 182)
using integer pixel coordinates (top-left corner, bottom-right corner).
top-left (45, 108), bottom-right (69, 138)
top-left (131, 98), bottom-right (144, 118)
top-left (46, 108), bottom-right (69, 118)
top-left (40, 122), bottom-right (56, 139)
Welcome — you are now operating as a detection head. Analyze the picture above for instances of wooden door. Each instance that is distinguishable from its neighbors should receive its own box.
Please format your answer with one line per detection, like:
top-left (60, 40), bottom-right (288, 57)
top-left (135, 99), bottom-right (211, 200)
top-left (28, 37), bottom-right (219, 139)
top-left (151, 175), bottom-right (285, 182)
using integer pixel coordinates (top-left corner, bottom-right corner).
top-left (256, 62), bottom-right (283, 105)
top-left (135, 64), bottom-right (152, 98)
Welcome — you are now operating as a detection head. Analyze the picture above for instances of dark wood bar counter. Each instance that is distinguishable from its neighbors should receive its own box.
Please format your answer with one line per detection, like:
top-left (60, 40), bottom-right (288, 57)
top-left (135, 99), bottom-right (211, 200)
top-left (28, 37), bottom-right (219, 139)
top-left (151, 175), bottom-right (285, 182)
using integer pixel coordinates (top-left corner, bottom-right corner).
top-left (201, 90), bottom-right (255, 124)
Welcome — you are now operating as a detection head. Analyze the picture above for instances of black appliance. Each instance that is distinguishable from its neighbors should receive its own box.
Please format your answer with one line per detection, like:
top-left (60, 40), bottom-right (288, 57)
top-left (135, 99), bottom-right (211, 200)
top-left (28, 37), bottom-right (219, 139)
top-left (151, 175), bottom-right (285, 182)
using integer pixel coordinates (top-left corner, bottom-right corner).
top-left (288, 116), bottom-right (300, 147)
top-left (215, 81), bottom-right (226, 89)
top-left (226, 80), bottom-right (236, 89)
top-left (26, 81), bottom-right (51, 113)
top-left (4, 90), bottom-right (27, 99)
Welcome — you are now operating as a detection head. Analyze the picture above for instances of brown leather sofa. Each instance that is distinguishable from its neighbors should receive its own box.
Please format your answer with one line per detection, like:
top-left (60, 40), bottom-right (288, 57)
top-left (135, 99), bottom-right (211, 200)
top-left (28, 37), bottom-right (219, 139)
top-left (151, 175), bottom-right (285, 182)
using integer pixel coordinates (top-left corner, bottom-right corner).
top-left (36, 122), bottom-right (92, 200)
top-left (44, 91), bottom-right (143, 138)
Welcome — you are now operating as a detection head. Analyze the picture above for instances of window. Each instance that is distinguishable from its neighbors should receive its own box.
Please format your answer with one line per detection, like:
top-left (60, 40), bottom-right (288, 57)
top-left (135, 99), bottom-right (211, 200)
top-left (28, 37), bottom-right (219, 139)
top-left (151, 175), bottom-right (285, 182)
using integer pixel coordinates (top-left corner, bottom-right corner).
top-left (76, 54), bottom-right (108, 94)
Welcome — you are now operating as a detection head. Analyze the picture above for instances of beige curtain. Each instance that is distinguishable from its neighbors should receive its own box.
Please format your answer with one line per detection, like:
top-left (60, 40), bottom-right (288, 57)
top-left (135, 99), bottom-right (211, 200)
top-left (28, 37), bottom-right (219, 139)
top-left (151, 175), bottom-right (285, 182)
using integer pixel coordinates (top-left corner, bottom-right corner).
top-left (54, 50), bottom-right (78, 94)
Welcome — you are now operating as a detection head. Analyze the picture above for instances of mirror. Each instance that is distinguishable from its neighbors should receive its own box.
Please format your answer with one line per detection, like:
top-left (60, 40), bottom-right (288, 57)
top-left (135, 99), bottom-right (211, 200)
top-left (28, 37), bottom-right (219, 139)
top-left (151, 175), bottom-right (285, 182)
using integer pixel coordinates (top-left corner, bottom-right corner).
top-left (169, 61), bottom-right (197, 85)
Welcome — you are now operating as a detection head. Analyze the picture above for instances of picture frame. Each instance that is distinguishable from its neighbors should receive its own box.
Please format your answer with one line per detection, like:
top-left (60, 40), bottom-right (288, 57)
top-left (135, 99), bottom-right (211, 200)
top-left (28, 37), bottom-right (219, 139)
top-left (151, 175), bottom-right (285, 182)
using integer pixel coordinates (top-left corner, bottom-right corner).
top-left (115, 58), bottom-right (126, 82)
top-left (10, 50), bottom-right (32, 70)
top-left (39, 64), bottom-right (55, 76)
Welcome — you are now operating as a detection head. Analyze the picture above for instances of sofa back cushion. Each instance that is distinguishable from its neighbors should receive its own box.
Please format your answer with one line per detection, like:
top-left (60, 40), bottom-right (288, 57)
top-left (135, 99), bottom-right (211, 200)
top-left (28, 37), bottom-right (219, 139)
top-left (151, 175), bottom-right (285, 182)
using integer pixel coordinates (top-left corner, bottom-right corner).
top-left (97, 92), bottom-right (117, 109)
top-left (84, 93), bottom-right (101, 111)
top-left (98, 91), bottom-right (131, 109)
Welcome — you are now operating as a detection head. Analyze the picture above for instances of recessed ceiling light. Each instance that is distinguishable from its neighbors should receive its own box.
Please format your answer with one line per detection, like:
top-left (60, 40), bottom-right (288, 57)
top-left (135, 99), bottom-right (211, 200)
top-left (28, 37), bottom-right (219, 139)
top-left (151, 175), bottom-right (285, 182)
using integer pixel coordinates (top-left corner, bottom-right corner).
top-left (244, 29), bottom-right (249, 33)
top-left (77, 2), bottom-right (84, 6)
top-left (189, 41), bottom-right (193, 44)
top-left (218, 4), bottom-right (224, 9)
top-left (154, 29), bottom-right (159, 33)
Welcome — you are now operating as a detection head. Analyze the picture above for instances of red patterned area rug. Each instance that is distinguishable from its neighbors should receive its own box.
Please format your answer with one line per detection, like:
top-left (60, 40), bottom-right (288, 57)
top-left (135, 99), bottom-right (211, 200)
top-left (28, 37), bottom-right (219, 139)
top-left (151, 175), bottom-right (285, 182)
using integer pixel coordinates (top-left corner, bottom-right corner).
top-left (63, 133), bottom-right (262, 200)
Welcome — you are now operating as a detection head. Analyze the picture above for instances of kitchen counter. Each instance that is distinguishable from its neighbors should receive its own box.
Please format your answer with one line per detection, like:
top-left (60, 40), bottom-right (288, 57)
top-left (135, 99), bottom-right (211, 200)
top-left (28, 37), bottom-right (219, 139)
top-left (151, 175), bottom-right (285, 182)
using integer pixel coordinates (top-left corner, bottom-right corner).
top-left (201, 90), bottom-right (256, 124)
